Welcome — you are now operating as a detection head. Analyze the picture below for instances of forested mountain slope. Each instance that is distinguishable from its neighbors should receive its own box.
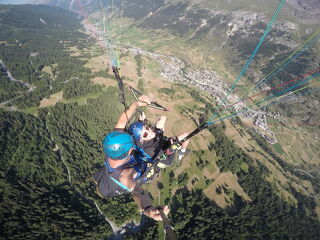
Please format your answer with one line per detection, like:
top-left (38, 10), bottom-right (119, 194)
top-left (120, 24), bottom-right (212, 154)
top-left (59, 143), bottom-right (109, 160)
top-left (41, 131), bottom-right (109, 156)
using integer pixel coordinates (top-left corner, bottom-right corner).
top-left (0, 4), bottom-right (113, 239)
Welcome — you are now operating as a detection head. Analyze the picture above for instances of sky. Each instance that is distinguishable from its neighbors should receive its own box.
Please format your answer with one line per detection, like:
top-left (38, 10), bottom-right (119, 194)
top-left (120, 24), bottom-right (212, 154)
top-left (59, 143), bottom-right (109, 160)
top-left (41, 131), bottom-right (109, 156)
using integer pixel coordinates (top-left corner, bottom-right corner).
top-left (0, 0), bottom-right (30, 4)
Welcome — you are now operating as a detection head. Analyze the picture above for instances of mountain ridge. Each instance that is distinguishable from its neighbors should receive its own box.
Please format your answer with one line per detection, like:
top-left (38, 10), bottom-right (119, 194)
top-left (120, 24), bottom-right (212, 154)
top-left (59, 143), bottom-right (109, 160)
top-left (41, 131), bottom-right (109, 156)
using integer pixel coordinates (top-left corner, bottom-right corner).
top-left (31, 0), bottom-right (320, 24)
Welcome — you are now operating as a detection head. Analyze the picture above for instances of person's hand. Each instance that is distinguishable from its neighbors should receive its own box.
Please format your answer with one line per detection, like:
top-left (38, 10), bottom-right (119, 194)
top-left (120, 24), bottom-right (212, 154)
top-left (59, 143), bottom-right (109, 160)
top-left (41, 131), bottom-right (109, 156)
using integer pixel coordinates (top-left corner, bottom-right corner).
top-left (137, 95), bottom-right (151, 107)
top-left (143, 205), bottom-right (170, 221)
top-left (170, 137), bottom-right (179, 144)
top-left (139, 111), bottom-right (146, 121)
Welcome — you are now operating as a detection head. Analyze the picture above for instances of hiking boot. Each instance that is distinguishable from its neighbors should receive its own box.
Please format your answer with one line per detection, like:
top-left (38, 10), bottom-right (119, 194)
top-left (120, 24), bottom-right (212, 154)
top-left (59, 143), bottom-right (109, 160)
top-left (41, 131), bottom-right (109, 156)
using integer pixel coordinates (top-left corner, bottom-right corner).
top-left (178, 149), bottom-right (190, 161)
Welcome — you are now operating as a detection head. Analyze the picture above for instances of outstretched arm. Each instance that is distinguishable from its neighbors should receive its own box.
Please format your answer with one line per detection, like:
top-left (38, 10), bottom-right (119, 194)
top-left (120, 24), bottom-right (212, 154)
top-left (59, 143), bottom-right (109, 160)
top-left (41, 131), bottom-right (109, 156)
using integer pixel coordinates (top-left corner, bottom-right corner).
top-left (132, 185), bottom-right (169, 221)
top-left (132, 185), bottom-right (153, 212)
top-left (115, 95), bottom-right (151, 129)
top-left (119, 169), bottom-right (169, 221)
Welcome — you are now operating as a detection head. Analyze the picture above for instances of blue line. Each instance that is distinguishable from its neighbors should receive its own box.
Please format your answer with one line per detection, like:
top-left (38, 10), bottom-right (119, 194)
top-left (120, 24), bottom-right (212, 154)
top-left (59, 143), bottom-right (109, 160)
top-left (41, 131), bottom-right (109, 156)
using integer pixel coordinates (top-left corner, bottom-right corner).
top-left (263, 86), bottom-right (320, 110)
top-left (209, 0), bottom-right (286, 122)
top-left (256, 72), bottom-right (320, 106)
top-left (209, 72), bottom-right (320, 124)
top-left (255, 36), bottom-right (320, 88)
top-left (209, 39), bottom-right (319, 125)
top-left (109, 176), bottom-right (132, 192)
top-left (216, 31), bottom-right (320, 117)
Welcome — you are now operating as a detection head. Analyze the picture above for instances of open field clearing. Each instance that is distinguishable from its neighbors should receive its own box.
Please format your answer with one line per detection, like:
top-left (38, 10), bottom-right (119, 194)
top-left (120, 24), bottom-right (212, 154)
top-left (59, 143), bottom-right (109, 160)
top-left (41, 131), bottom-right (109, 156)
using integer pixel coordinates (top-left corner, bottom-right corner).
top-left (204, 172), bottom-right (251, 208)
top-left (39, 91), bottom-right (63, 108)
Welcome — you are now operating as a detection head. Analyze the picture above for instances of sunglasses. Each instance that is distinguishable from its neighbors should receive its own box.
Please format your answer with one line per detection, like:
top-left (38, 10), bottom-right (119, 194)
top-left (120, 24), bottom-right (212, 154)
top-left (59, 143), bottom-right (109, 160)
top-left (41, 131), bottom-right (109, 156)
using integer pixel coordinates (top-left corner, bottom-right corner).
top-left (142, 126), bottom-right (150, 138)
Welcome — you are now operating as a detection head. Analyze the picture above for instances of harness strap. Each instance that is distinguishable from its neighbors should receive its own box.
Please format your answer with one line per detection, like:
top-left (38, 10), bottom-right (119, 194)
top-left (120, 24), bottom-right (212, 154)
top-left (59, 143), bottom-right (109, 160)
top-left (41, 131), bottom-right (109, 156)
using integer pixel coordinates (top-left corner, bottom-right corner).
top-left (134, 145), bottom-right (154, 162)
top-left (152, 127), bottom-right (165, 159)
top-left (104, 157), bottom-right (136, 191)
top-left (109, 176), bottom-right (133, 192)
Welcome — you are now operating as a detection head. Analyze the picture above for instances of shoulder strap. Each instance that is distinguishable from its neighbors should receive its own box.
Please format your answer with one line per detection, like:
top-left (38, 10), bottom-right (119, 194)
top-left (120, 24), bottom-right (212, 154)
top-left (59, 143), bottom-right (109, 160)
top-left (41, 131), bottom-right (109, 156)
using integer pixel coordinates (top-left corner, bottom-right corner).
top-left (134, 145), bottom-right (154, 162)
top-left (104, 158), bottom-right (135, 191)
top-left (151, 128), bottom-right (165, 160)
top-left (109, 176), bottom-right (133, 192)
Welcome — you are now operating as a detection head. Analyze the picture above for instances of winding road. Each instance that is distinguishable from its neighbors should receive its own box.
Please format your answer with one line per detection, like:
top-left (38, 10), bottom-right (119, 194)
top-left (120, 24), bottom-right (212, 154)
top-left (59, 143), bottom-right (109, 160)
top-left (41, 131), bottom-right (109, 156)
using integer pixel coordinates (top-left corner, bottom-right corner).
top-left (48, 122), bottom-right (123, 239)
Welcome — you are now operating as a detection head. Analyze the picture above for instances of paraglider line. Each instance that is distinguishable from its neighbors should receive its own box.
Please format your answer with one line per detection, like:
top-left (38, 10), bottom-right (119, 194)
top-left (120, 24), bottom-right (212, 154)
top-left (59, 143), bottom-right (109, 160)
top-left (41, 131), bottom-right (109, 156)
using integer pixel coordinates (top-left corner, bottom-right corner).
top-left (209, 0), bottom-right (286, 122)
top-left (220, 67), bottom-right (320, 111)
top-left (212, 73), bottom-right (320, 124)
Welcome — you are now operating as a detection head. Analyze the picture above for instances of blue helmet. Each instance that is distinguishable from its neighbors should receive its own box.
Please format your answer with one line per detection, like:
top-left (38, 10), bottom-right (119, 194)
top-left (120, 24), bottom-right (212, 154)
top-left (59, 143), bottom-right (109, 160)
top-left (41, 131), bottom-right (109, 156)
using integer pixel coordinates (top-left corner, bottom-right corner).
top-left (128, 121), bottom-right (144, 141)
top-left (103, 131), bottom-right (134, 160)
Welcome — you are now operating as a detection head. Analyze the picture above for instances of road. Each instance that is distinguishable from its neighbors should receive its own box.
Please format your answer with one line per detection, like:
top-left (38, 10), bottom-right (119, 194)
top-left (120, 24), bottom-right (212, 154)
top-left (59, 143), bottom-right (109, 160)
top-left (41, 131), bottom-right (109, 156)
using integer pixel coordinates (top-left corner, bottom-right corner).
top-left (48, 120), bottom-right (124, 239)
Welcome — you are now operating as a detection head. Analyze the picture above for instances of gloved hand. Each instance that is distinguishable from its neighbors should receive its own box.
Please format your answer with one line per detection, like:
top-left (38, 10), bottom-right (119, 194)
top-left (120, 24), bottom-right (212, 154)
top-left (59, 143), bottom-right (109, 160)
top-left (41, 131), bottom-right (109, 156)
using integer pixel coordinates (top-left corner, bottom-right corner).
top-left (143, 205), bottom-right (170, 221)
top-left (137, 95), bottom-right (151, 107)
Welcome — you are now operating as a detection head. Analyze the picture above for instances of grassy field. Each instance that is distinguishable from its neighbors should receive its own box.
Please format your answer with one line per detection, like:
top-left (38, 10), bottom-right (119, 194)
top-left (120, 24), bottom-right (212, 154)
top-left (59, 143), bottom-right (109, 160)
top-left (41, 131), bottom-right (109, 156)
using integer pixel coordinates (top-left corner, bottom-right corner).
top-left (61, 88), bottom-right (110, 106)
top-left (91, 76), bottom-right (116, 87)
top-left (223, 119), bottom-right (316, 205)
top-left (41, 66), bottom-right (54, 78)
top-left (84, 55), bottom-right (109, 73)
top-left (22, 106), bottom-right (38, 115)
top-left (273, 142), bottom-right (285, 154)
top-left (39, 91), bottom-right (63, 108)
top-left (269, 122), bottom-right (320, 166)
top-left (204, 171), bottom-right (251, 208)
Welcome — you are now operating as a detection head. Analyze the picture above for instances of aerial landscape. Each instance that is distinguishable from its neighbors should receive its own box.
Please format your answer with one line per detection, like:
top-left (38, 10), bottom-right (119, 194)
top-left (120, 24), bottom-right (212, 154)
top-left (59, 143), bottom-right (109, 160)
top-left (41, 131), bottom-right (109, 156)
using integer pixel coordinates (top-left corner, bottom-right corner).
top-left (0, 0), bottom-right (320, 239)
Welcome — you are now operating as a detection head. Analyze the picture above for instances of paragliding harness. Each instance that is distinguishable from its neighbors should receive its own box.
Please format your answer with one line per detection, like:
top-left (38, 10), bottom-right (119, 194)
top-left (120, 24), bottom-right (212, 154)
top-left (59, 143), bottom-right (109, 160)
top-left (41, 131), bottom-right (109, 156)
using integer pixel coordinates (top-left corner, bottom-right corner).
top-left (136, 122), bottom-right (211, 185)
top-left (92, 154), bottom-right (152, 198)
top-left (133, 126), bottom-right (177, 184)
